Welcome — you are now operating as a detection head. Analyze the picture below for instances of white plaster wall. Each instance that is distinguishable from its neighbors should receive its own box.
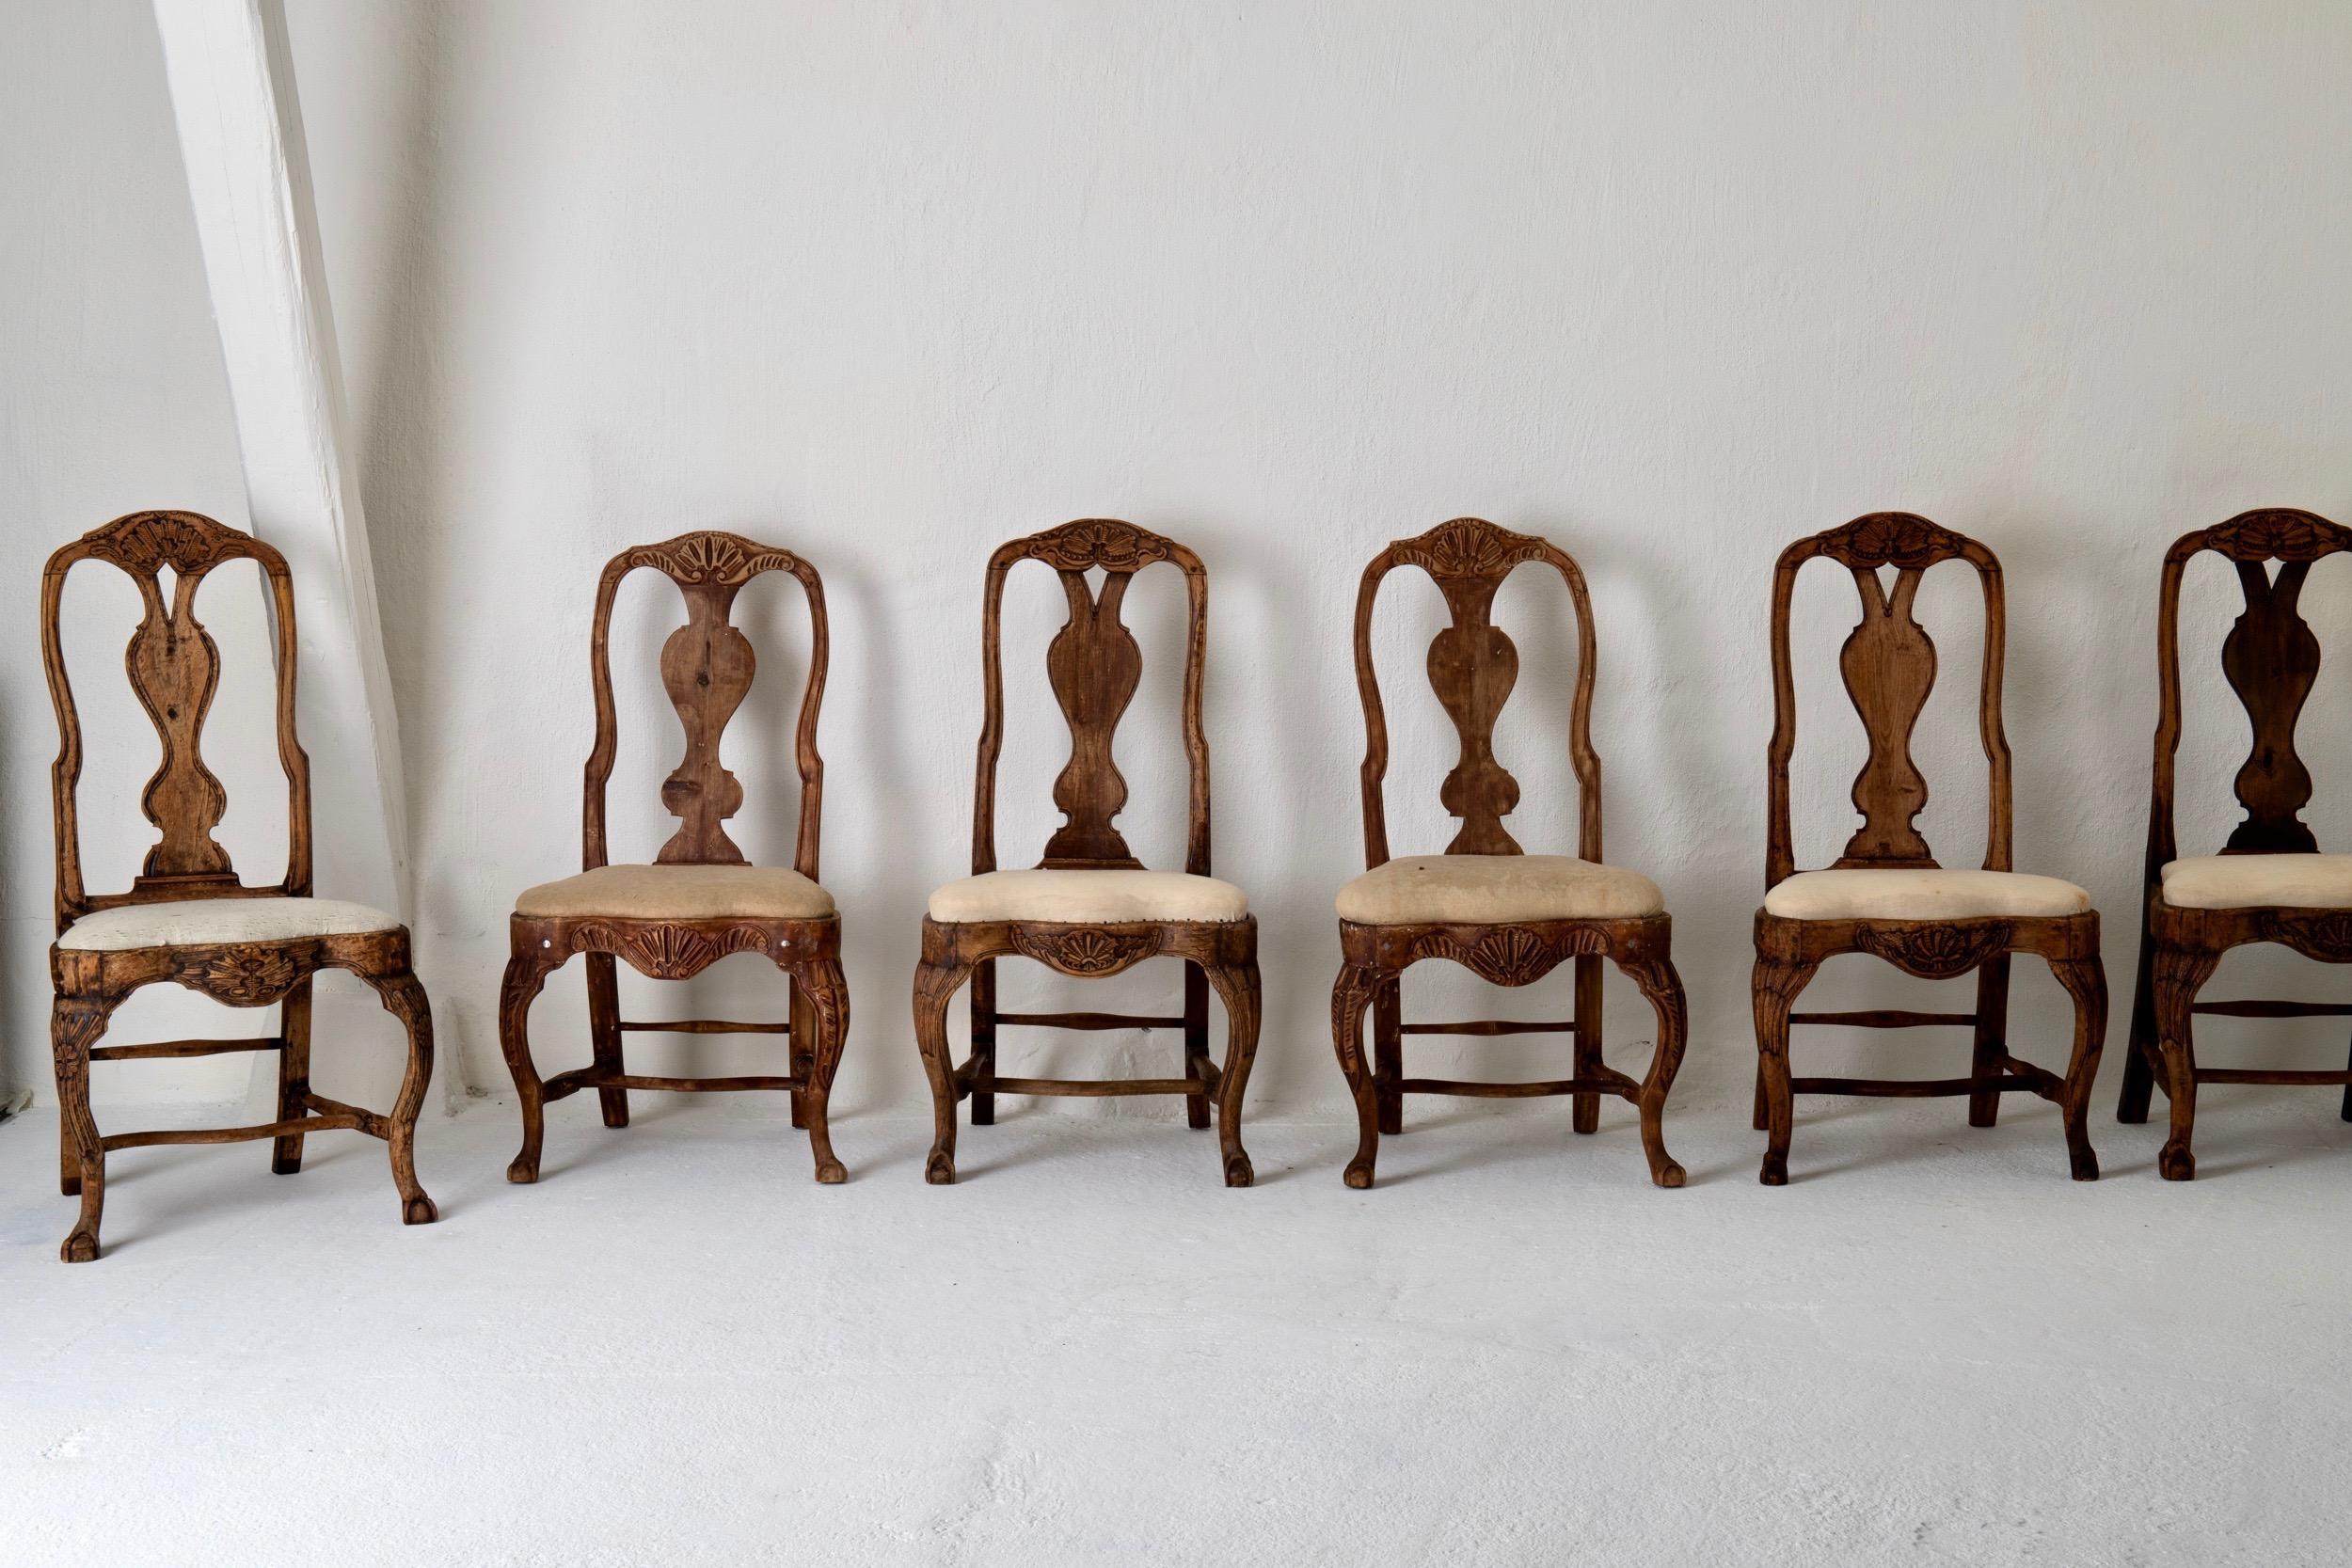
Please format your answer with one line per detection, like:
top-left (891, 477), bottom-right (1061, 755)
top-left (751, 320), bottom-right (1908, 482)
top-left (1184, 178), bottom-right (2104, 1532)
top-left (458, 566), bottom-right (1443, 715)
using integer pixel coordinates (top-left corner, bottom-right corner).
top-left (15, 0), bottom-right (2352, 1119)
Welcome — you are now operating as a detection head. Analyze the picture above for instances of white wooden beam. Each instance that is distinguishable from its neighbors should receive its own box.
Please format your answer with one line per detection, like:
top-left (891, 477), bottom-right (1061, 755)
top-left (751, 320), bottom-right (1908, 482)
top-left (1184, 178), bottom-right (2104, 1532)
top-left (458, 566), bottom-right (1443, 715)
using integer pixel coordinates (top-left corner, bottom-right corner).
top-left (151, 0), bottom-right (408, 915)
top-left (152, 0), bottom-right (417, 1112)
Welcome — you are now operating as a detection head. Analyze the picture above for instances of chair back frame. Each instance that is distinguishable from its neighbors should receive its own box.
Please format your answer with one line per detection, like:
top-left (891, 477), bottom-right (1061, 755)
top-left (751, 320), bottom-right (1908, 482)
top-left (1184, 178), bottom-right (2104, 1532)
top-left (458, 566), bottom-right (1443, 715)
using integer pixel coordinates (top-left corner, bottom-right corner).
top-left (1351, 516), bottom-right (1602, 870)
top-left (967, 518), bottom-right (1212, 878)
top-left (581, 531), bottom-right (829, 881)
top-left (2145, 508), bottom-right (2352, 877)
top-left (43, 510), bottom-right (311, 932)
top-left (1764, 512), bottom-right (2010, 890)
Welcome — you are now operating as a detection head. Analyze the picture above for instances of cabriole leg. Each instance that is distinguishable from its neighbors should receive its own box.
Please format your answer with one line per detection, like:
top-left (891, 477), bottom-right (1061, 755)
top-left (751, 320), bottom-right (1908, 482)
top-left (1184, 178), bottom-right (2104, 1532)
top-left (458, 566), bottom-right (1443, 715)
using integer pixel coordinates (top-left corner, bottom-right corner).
top-left (794, 958), bottom-right (850, 1183)
top-left (1204, 958), bottom-right (1261, 1187)
top-left (500, 952), bottom-right (559, 1184)
top-left (1616, 954), bottom-right (1688, 1188)
top-left (369, 971), bottom-right (439, 1226)
top-left (54, 995), bottom-right (113, 1262)
top-left (2047, 954), bottom-right (2107, 1181)
top-left (913, 954), bottom-right (971, 1184)
top-left (2152, 945), bottom-right (2217, 1182)
top-left (1331, 960), bottom-right (1383, 1189)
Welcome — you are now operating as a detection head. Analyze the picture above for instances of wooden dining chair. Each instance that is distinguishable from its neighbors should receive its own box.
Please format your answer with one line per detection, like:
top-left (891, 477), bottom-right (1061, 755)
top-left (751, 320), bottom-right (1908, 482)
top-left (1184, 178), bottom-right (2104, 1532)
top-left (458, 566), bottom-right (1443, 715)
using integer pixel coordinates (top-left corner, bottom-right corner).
top-left (497, 531), bottom-right (850, 1184)
top-left (1752, 513), bottom-right (2106, 1184)
top-left (912, 519), bottom-right (1260, 1186)
top-left (1328, 517), bottom-right (1690, 1189)
top-left (2117, 508), bottom-right (2352, 1179)
top-left (42, 511), bottom-right (437, 1262)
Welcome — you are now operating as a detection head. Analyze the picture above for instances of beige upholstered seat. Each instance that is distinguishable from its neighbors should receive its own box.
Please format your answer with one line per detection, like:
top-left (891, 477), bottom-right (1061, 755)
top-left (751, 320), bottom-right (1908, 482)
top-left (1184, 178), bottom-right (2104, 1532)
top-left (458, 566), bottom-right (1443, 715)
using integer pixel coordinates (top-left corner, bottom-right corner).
top-left (57, 896), bottom-right (401, 952)
top-left (1336, 853), bottom-right (1664, 926)
top-left (928, 868), bottom-right (1248, 924)
top-left (1763, 868), bottom-right (2090, 921)
top-left (514, 863), bottom-right (834, 921)
top-left (2160, 852), bottom-right (2352, 911)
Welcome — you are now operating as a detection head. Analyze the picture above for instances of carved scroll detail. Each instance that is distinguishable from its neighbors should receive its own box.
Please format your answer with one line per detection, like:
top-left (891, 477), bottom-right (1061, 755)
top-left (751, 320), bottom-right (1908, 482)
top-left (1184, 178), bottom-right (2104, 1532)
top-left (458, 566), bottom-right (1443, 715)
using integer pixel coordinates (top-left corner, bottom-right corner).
top-left (1812, 513), bottom-right (1973, 570)
top-left (564, 920), bottom-right (778, 978)
top-left (1854, 922), bottom-right (2012, 978)
top-left (168, 945), bottom-right (308, 1006)
top-left (1404, 924), bottom-right (1608, 986)
top-left (1387, 516), bottom-right (1549, 580)
top-left (79, 512), bottom-right (252, 574)
top-left (2199, 510), bottom-right (2352, 563)
top-left (1011, 518), bottom-right (1178, 573)
top-left (1010, 927), bottom-right (1160, 976)
top-left (615, 532), bottom-right (804, 586)
top-left (2256, 911), bottom-right (2352, 963)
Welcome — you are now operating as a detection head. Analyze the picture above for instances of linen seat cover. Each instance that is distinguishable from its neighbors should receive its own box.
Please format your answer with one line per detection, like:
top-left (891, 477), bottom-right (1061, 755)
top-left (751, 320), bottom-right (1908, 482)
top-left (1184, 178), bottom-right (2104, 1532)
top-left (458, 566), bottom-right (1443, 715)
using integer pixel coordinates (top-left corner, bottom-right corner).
top-left (58, 896), bottom-right (402, 952)
top-left (515, 863), bottom-right (834, 921)
top-left (927, 868), bottom-right (1248, 924)
top-left (2159, 852), bottom-right (2352, 911)
top-left (1762, 867), bottom-right (2090, 921)
top-left (1336, 854), bottom-right (1664, 926)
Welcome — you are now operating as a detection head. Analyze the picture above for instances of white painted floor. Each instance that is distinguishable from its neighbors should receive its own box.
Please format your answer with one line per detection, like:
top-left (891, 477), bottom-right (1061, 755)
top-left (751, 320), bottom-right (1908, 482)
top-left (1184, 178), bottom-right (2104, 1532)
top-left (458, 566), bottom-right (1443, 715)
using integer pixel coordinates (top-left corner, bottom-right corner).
top-left (6, 1085), bottom-right (2352, 1566)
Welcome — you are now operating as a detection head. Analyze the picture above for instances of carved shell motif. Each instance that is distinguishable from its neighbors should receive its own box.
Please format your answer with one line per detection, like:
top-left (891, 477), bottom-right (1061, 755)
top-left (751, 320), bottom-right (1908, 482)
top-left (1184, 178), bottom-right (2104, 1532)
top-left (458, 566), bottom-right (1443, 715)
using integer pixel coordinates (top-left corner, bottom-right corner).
top-left (1818, 514), bottom-right (1971, 571)
top-left (568, 921), bottom-right (776, 977)
top-left (2260, 911), bottom-right (2352, 963)
top-left (172, 946), bottom-right (302, 1005)
top-left (1406, 924), bottom-right (1606, 986)
top-left (1017, 519), bottom-right (1178, 574)
top-left (2202, 510), bottom-right (2352, 563)
top-left (1013, 927), bottom-right (1156, 975)
top-left (625, 532), bottom-right (802, 587)
top-left (1855, 922), bottom-right (2011, 978)
top-left (81, 512), bottom-right (245, 576)
top-left (1389, 518), bottom-right (1549, 581)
